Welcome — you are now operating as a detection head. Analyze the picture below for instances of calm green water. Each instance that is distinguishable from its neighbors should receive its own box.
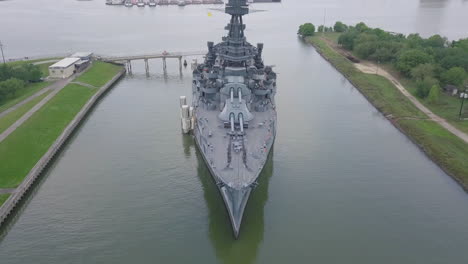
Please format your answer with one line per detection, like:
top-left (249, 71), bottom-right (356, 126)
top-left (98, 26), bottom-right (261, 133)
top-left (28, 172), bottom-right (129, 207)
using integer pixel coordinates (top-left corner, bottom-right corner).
top-left (1, 0), bottom-right (468, 263)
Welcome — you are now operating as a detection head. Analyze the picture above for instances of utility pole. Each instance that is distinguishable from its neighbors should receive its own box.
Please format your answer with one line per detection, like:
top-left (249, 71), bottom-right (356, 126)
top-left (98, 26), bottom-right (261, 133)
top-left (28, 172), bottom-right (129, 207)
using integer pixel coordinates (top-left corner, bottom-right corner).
top-left (0, 41), bottom-right (5, 64)
top-left (459, 89), bottom-right (468, 120)
top-left (323, 8), bottom-right (326, 36)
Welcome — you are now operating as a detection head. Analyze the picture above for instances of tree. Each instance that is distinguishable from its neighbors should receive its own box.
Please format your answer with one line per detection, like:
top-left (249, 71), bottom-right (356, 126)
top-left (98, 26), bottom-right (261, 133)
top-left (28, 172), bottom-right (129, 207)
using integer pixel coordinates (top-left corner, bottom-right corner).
top-left (441, 67), bottom-right (467, 87)
top-left (406, 34), bottom-right (424, 49)
top-left (396, 49), bottom-right (433, 76)
top-left (333, 21), bottom-right (347, 32)
top-left (0, 78), bottom-right (25, 101)
top-left (425, 34), bottom-right (447, 48)
top-left (298, 23), bottom-right (315, 37)
top-left (410, 63), bottom-right (435, 81)
top-left (354, 42), bottom-right (378, 59)
top-left (0, 64), bottom-right (16, 82)
top-left (370, 47), bottom-right (395, 62)
top-left (427, 84), bottom-right (441, 104)
top-left (13, 64), bottom-right (42, 82)
top-left (318, 25), bottom-right (324, 33)
top-left (453, 38), bottom-right (468, 52)
top-left (439, 55), bottom-right (468, 71)
top-left (338, 29), bottom-right (359, 50)
top-left (415, 77), bottom-right (438, 98)
top-left (355, 22), bottom-right (369, 32)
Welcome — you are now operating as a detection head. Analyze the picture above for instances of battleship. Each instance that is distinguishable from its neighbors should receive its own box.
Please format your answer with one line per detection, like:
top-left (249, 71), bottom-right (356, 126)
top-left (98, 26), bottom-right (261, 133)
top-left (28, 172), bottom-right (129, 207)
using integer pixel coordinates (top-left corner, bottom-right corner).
top-left (184, 0), bottom-right (277, 238)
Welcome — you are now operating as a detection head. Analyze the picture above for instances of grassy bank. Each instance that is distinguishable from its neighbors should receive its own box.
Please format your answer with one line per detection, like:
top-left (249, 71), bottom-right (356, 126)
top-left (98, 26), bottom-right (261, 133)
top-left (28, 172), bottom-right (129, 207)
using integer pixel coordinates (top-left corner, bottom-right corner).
top-left (0, 84), bottom-right (98, 188)
top-left (0, 62), bottom-right (123, 191)
top-left (0, 81), bottom-right (51, 113)
top-left (75, 61), bottom-right (122, 87)
top-left (6, 57), bottom-right (62, 67)
top-left (0, 91), bottom-right (52, 134)
top-left (0, 194), bottom-right (10, 205)
top-left (308, 35), bottom-right (468, 189)
top-left (395, 73), bottom-right (468, 134)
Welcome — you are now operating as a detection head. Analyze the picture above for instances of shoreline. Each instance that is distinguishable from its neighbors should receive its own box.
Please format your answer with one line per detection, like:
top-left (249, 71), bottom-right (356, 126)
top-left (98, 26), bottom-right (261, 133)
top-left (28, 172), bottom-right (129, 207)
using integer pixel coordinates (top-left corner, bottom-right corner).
top-left (0, 66), bottom-right (125, 226)
top-left (306, 36), bottom-right (468, 192)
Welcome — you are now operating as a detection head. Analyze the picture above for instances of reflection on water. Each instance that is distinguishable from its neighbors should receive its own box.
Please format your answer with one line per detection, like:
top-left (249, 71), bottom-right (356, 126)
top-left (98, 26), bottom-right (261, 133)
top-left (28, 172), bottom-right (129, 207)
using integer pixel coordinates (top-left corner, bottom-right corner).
top-left (182, 134), bottom-right (273, 264)
top-left (419, 0), bottom-right (449, 8)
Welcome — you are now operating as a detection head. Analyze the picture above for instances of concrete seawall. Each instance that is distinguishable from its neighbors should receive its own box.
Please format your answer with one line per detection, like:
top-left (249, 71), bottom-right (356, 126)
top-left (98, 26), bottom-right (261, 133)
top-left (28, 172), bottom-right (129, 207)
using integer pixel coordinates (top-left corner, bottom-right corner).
top-left (0, 67), bottom-right (126, 226)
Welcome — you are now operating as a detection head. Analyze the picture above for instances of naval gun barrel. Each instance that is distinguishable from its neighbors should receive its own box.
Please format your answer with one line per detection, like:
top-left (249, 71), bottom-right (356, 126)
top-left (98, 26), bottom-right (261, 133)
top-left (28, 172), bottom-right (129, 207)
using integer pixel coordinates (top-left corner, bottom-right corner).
top-left (230, 113), bottom-right (235, 133)
top-left (239, 113), bottom-right (244, 133)
top-left (238, 88), bottom-right (242, 103)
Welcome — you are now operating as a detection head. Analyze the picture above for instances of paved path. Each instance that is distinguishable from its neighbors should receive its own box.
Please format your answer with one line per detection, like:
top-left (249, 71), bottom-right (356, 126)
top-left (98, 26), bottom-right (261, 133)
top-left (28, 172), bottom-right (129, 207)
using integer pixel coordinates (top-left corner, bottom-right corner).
top-left (0, 78), bottom-right (73, 143)
top-left (0, 82), bottom-right (56, 119)
top-left (0, 59), bottom-right (61, 119)
top-left (70, 81), bottom-right (97, 89)
top-left (0, 189), bottom-right (15, 195)
top-left (320, 37), bottom-right (468, 144)
top-left (32, 59), bottom-right (60, 65)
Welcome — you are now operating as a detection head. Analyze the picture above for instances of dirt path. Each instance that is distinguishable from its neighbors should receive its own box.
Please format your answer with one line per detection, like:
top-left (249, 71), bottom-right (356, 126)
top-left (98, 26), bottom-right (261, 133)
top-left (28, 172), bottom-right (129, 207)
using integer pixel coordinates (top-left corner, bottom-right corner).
top-left (322, 37), bottom-right (468, 144)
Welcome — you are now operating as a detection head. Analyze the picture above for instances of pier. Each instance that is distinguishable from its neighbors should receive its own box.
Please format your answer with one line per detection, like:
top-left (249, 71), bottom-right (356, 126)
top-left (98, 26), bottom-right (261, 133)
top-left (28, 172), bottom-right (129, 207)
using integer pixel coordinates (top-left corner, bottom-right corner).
top-left (106, 0), bottom-right (225, 6)
top-left (99, 51), bottom-right (205, 75)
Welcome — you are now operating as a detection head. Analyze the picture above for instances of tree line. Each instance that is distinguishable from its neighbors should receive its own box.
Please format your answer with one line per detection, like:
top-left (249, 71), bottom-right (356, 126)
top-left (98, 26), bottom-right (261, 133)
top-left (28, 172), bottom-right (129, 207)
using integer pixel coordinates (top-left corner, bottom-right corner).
top-left (0, 63), bottom-right (43, 102)
top-left (298, 21), bottom-right (468, 103)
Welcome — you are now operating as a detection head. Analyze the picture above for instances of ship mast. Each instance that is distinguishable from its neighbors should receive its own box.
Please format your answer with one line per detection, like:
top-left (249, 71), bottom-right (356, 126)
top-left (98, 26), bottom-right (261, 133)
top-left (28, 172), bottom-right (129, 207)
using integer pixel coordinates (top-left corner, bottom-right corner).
top-left (222, 0), bottom-right (251, 67)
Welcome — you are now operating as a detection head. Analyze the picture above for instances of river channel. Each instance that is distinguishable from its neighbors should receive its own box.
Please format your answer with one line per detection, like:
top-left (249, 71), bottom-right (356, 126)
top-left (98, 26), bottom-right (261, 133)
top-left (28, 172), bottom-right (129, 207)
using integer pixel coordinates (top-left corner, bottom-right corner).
top-left (1, 0), bottom-right (468, 263)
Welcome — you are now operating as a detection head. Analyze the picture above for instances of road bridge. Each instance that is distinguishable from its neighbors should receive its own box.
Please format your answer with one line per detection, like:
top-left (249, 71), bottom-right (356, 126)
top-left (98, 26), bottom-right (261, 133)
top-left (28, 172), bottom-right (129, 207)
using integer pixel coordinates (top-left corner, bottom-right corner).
top-left (99, 51), bottom-right (206, 75)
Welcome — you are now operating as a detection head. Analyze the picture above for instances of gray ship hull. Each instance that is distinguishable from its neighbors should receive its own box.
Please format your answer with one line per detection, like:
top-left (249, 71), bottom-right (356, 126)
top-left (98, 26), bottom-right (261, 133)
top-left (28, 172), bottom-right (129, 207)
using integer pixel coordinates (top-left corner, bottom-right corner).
top-left (188, 0), bottom-right (277, 238)
top-left (193, 125), bottom-right (275, 237)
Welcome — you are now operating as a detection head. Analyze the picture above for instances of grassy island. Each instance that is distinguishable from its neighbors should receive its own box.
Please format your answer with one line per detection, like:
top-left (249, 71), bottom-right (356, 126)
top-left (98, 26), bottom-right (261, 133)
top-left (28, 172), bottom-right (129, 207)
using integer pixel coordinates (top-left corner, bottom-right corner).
top-left (302, 23), bottom-right (468, 190)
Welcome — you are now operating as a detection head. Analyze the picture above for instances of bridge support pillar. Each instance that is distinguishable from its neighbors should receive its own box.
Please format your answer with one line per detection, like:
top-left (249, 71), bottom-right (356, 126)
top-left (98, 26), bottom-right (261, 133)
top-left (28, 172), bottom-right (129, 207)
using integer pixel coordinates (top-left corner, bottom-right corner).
top-left (144, 59), bottom-right (149, 76)
top-left (126, 60), bottom-right (132, 75)
top-left (178, 56), bottom-right (183, 75)
top-left (162, 57), bottom-right (167, 75)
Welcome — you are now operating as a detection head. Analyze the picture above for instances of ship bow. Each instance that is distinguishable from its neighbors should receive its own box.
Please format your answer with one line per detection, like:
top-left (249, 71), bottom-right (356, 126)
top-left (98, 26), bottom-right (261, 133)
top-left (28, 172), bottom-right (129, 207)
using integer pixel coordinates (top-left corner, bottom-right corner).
top-left (220, 185), bottom-right (252, 238)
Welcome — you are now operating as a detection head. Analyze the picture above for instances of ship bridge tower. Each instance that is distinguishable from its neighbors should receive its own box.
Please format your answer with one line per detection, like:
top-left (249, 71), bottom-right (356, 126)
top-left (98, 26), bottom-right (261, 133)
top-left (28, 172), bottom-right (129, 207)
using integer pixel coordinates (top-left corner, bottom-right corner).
top-left (220, 0), bottom-right (254, 67)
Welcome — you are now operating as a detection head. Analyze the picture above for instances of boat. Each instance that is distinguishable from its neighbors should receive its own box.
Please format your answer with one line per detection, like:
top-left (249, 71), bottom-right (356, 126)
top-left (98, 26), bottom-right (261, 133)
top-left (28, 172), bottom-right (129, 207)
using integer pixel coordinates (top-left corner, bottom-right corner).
top-left (189, 0), bottom-right (277, 238)
top-left (124, 0), bottom-right (134, 6)
top-left (137, 0), bottom-right (146, 6)
top-left (106, 0), bottom-right (125, 5)
top-left (148, 0), bottom-right (157, 6)
top-left (178, 0), bottom-right (186, 6)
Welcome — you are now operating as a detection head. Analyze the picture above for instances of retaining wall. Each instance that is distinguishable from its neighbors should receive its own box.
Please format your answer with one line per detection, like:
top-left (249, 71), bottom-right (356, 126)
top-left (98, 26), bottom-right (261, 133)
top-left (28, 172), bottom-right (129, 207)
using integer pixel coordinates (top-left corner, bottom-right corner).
top-left (0, 68), bottom-right (126, 226)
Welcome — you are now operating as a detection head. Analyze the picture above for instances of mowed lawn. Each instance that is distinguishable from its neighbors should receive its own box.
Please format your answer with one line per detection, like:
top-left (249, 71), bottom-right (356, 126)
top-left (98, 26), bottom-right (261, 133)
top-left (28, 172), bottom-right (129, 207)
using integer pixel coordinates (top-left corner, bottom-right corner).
top-left (0, 91), bottom-right (52, 134)
top-left (0, 81), bottom-right (51, 113)
top-left (75, 61), bottom-right (122, 87)
top-left (0, 84), bottom-right (97, 188)
top-left (0, 194), bottom-right (10, 205)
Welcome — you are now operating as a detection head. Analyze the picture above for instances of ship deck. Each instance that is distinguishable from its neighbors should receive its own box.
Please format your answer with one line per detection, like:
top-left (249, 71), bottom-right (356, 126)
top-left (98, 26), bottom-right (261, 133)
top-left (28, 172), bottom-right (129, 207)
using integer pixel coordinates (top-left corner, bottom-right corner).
top-left (194, 107), bottom-right (276, 189)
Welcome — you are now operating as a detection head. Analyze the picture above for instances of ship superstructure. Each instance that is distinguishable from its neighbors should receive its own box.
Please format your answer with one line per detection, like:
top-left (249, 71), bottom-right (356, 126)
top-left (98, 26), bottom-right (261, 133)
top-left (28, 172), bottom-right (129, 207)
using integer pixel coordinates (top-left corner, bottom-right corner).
top-left (191, 0), bottom-right (277, 238)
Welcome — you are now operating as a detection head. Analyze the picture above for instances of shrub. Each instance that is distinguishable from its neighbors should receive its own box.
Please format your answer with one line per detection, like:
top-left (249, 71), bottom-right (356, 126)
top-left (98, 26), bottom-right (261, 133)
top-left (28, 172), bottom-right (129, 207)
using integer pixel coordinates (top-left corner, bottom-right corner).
top-left (298, 23), bottom-right (315, 37)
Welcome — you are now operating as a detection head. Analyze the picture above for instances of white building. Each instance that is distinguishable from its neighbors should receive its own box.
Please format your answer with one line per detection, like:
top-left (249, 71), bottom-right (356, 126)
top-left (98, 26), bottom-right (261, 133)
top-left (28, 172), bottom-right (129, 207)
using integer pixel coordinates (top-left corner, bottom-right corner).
top-left (48, 57), bottom-right (81, 79)
top-left (70, 52), bottom-right (93, 61)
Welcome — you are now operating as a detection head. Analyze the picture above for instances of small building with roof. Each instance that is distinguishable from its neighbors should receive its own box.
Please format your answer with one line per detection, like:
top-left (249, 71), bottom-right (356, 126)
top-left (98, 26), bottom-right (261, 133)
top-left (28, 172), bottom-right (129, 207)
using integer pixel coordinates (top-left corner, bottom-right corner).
top-left (48, 57), bottom-right (81, 79)
top-left (70, 52), bottom-right (93, 61)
